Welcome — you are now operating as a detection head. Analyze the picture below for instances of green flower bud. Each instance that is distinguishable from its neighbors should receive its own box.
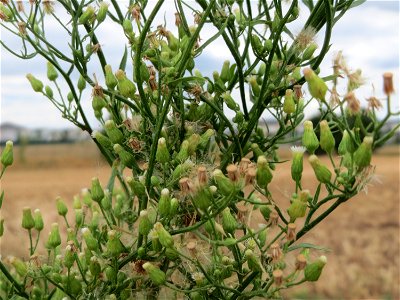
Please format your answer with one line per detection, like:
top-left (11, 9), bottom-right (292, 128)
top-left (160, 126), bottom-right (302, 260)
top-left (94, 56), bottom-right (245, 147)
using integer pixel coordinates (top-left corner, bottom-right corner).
top-left (291, 146), bottom-right (305, 182)
top-left (96, 2), bottom-right (109, 23)
top-left (33, 209), bottom-right (44, 231)
top-left (319, 120), bottom-right (335, 154)
top-left (220, 60), bottom-right (230, 83)
top-left (92, 95), bottom-right (107, 112)
top-left (309, 155), bottom-right (332, 184)
top-left (105, 266), bottom-right (117, 282)
top-left (222, 208), bottom-right (237, 235)
top-left (156, 137), bottom-right (170, 164)
top-left (192, 186), bottom-right (212, 211)
top-left (64, 244), bottom-right (75, 269)
top-left (75, 208), bottom-right (83, 227)
top-left (198, 129), bottom-right (215, 150)
top-left (257, 225), bottom-right (267, 247)
top-left (302, 42), bottom-right (318, 61)
top-left (115, 69), bottom-right (136, 99)
top-left (89, 256), bottom-right (101, 277)
top-left (26, 74), bottom-right (43, 92)
top-left (79, 5), bottom-right (95, 24)
top-left (303, 68), bottom-right (328, 101)
top-left (22, 207), bottom-right (35, 230)
top-left (113, 144), bottom-right (135, 168)
top-left (90, 177), bottom-right (104, 202)
top-left (304, 255), bottom-right (327, 281)
top-left (1, 140), bottom-right (14, 168)
top-left (89, 211), bottom-right (100, 231)
top-left (245, 249), bottom-right (262, 272)
top-left (154, 222), bottom-right (174, 248)
top-left (353, 136), bottom-right (373, 169)
top-left (92, 130), bottom-right (113, 150)
top-left (259, 205), bottom-right (272, 221)
top-left (104, 120), bottom-right (124, 144)
top-left (249, 76), bottom-right (260, 97)
top-left (123, 19), bottom-right (133, 34)
top-left (67, 91), bottom-right (74, 103)
top-left (166, 31), bottom-right (179, 52)
top-left (175, 140), bottom-right (189, 162)
top-left (251, 143), bottom-right (264, 159)
top-left (221, 91), bottom-right (239, 111)
top-left (158, 188), bottom-right (171, 218)
top-left (56, 197), bottom-right (68, 217)
top-left (302, 121), bottom-right (319, 154)
top-left (213, 169), bottom-right (235, 196)
top-left (10, 256), bottom-right (27, 277)
top-left (338, 130), bottom-right (357, 155)
top-left (77, 75), bottom-right (86, 91)
top-left (45, 85), bottom-right (54, 98)
top-left (47, 62), bottom-right (58, 81)
top-left (104, 64), bottom-right (118, 90)
top-left (256, 156), bottom-right (273, 189)
top-left (187, 133), bottom-right (201, 155)
top-left (106, 230), bottom-right (125, 257)
top-left (101, 189), bottom-right (112, 210)
top-left (170, 198), bottom-right (179, 216)
top-left (287, 190), bottom-right (309, 221)
top-left (127, 177), bottom-right (146, 198)
top-left (283, 89), bottom-right (296, 114)
top-left (0, 219), bottom-right (4, 237)
top-left (47, 223), bottom-right (61, 249)
top-left (81, 227), bottom-right (99, 251)
top-left (171, 161), bottom-right (193, 181)
top-left (67, 228), bottom-right (79, 248)
top-left (151, 175), bottom-right (161, 187)
top-left (165, 246), bottom-right (179, 260)
top-left (251, 34), bottom-right (263, 54)
top-left (138, 210), bottom-right (152, 236)
top-left (143, 262), bottom-right (166, 286)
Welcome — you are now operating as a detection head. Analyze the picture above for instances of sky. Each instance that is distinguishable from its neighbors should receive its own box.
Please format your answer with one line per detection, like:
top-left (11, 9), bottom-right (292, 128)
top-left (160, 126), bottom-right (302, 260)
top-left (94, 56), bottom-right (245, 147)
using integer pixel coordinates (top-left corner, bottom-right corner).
top-left (0, 0), bottom-right (399, 130)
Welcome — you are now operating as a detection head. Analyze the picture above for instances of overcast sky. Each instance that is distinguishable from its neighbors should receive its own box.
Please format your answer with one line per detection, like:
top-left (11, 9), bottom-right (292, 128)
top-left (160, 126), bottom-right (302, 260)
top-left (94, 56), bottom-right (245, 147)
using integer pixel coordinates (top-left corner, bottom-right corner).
top-left (0, 0), bottom-right (399, 129)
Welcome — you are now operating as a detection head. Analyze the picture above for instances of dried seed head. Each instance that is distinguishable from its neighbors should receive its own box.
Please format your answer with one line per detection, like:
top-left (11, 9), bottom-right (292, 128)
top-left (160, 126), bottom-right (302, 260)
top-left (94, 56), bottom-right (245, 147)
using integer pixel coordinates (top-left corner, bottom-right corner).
top-left (239, 158), bottom-right (251, 175)
top-left (273, 269), bottom-right (283, 286)
top-left (245, 167), bottom-right (256, 186)
top-left (42, 0), bottom-right (54, 14)
top-left (130, 4), bottom-right (141, 22)
top-left (237, 205), bottom-right (249, 224)
top-left (293, 84), bottom-right (303, 101)
top-left (270, 210), bottom-right (279, 226)
top-left (383, 72), bottom-right (394, 95)
top-left (174, 12), bottom-right (181, 26)
top-left (186, 241), bottom-right (197, 257)
top-left (367, 96), bottom-right (382, 111)
top-left (333, 50), bottom-right (348, 74)
top-left (286, 223), bottom-right (297, 241)
top-left (179, 177), bottom-right (192, 194)
top-left (17, 21), bottom-right (26, 35)
top-left (295, 254), bottom-right (307, 270)
top-left (197, 166), bottom-right (208, 185)
top-left (295, 26), bottom-right (316, 50)
top-left (270, 242), bottom-right (282, 261)
top-left (226, 164), bottom-right (240, 182)
top-left (344, 91), bottom-right (361, 114)
top-left (17, 1), bottom-right (25, 13)
top-left (347, 69), bottom-right (365, 91)
top-left (330, 86), bottom-right (341, 106)
top-left (133, 259), bottom-right (146, 274)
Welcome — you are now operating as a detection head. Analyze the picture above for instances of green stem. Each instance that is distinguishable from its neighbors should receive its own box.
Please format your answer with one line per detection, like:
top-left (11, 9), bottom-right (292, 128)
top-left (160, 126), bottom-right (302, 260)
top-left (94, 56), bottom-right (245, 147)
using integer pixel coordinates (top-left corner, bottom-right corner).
top-left (0, 260), bottom-right (29, 298)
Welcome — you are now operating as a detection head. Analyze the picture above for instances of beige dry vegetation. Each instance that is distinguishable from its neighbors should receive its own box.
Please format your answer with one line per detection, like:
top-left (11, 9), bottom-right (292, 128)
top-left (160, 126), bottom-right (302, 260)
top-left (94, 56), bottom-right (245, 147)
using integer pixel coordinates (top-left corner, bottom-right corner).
top-left (0, 142), bottom-right (399, 299)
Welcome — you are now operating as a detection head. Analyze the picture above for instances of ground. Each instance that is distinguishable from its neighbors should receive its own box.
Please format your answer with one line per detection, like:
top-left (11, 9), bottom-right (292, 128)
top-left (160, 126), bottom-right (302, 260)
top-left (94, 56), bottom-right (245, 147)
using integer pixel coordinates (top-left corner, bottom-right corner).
top-left (0, 142), bottom-right (399, 299)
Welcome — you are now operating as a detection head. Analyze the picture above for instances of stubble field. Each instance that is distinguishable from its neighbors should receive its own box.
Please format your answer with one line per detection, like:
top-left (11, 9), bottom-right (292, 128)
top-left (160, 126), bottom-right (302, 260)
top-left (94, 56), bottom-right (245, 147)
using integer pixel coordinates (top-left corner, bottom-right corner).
top-left (0, 142), bottom-right (399, 299)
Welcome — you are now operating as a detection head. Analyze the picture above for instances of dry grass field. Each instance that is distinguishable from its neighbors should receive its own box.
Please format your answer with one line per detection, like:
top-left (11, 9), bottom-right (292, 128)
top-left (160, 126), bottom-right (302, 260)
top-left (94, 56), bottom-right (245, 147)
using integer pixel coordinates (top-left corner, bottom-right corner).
top-left (0, 142), bottom-right (399, 299)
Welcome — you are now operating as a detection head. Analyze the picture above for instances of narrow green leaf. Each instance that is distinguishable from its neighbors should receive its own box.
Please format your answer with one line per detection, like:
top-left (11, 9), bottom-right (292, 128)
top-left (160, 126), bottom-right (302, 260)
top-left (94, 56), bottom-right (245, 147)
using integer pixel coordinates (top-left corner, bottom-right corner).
top-left (0, 190), bottom-right (4, 209)
top-left (288, 242), bottom-right (331, 252)
top-left (119, 46), bottom-right (128, 71)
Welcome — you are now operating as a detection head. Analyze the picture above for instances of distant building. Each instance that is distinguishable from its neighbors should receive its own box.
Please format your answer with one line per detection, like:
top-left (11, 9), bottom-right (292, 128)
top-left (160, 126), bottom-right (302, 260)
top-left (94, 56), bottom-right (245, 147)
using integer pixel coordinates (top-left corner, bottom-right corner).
top-left (0, 123), bottom-right (90, 144)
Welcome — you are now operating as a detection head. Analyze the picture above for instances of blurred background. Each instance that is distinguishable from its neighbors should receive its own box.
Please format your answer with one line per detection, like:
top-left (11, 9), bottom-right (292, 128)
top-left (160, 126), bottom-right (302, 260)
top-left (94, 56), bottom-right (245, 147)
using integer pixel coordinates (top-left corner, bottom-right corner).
top-left (1, 1), bottom-right (399, 299)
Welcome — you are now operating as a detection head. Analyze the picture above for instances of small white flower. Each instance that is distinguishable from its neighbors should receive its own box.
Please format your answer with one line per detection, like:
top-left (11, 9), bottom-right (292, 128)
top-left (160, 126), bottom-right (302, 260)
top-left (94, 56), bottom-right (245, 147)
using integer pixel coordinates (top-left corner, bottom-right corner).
top-left (290, 146), bottom-right (306, 154)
